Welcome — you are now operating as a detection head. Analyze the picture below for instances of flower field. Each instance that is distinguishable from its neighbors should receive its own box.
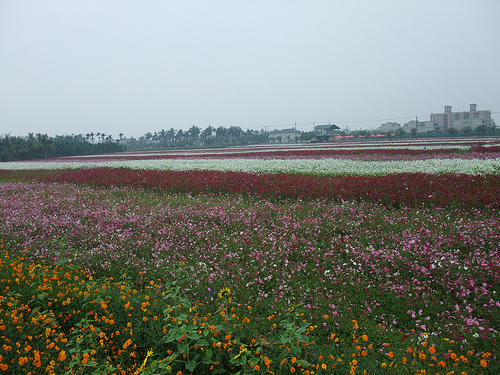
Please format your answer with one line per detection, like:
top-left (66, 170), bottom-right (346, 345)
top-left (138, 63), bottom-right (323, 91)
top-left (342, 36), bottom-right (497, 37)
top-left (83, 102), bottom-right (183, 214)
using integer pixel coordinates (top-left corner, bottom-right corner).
top-left (0, 138), bottom-right (499, 374)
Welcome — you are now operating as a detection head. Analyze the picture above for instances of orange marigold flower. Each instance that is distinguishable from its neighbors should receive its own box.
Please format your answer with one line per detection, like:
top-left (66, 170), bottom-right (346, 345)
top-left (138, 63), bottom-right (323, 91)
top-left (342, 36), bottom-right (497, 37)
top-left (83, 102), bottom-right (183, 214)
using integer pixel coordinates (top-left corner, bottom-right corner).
top-left (18, 357), bottom-right (28, 366)
top-left (480, 359), bottom-right (487, 368)
top-left (123, 339), bottom-right (132, 349)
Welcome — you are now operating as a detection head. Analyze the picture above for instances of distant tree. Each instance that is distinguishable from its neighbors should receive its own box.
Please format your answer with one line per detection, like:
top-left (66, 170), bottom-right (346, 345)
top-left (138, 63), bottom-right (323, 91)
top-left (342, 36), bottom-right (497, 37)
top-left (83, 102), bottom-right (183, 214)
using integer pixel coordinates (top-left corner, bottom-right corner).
top-left (447, 127), bottom-right (457, 137)
top-left (462, 126), bottom-right (472, 137)
top-left (410, 128), bottom-right (418, 138)
top-left (300, 131), bottom-right (316, 141)
top-left (36, 133), bottom-right (52, 158)
top-left (476, 125), bottom-right (488, 137)
top-left (26, 133), bottom-right (36, 159)
top-left (215, 127), bottom-right (228, 142)
top-left (167, 128), bottom-right (176, 144)
top-left (188, 125), bottom-right (201, 144)
top-left (228, 126), bottom-right (242, 141)
top-left (201, 126), bottom-right (215, 145)
top-left (0, 134), bottom-right (13, 161)
top-left (175, 129), bottom-right (185, 143)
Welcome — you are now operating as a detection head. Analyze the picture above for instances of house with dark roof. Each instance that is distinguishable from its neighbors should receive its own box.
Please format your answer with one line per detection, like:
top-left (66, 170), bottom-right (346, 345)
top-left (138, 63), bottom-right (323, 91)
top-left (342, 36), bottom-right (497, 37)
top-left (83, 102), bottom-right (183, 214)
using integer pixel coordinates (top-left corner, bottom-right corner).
top-left (313, 124), bottom-right (341, 142)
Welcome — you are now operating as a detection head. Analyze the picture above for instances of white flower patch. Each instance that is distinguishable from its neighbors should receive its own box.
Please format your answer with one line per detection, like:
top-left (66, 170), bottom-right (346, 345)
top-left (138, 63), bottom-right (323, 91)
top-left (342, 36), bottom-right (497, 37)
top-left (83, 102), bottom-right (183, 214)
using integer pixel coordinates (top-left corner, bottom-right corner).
top-left (3, 157), bottom-right (499, 176)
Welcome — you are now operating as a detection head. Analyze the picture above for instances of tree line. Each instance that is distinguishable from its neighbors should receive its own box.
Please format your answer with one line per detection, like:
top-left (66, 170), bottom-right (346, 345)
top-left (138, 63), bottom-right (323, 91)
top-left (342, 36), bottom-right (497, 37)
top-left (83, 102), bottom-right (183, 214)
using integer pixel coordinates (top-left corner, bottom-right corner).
top-left (0, 126), bottom-right (269, 162)
top-left (124, 125), bottom-right (268, 150)
top-left (2, 123), bottom-right (496, 162)
top-left (0, 133), bottom-right (123, 162)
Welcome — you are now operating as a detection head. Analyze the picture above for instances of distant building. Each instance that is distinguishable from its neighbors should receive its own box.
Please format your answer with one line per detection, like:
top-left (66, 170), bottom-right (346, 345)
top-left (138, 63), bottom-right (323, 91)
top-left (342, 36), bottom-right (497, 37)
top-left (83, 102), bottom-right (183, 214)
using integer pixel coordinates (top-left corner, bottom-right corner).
top-left (403, 120), bottom-right (438, 133)
top-left (430, 104), bottom-right (493, 131)
top-left (313, 124), bottom-right (341, 142)
top-left (377, 122), bottom-right (401, 132)
top-left (268, 128), bottom-right (301, 143)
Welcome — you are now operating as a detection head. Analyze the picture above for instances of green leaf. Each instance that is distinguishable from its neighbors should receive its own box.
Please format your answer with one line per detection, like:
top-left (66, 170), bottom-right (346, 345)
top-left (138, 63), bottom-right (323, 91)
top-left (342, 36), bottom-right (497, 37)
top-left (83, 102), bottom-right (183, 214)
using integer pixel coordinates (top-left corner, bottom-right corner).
top-left (206, 349), bottom-right (213, 359)
top-left (185, 360), bottom-right (197, 372)
top-left (188, 332), bottom-right (200, 340)
top-left (296, 359), bottom-right (311, 367)
top-left (297, 334), bottom-right (310, 343)
top-left (177, 342), bottom-right (188, 353)
top-left (291, 345), bottom-right (301, 357)
top-left (201, 356), bottom-right (213, 364)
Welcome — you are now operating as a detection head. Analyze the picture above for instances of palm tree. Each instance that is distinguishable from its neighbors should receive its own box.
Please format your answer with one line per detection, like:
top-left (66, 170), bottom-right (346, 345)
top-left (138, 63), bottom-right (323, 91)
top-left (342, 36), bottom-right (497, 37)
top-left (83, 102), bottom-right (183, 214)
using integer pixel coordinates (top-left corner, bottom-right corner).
top-left (188, 125), bottom-right (201, 145)
top-left (0, 134), bottom-right (13, 161)
top-left (36, 133), bottom-right (52, 159)
top-left (201, 126), bottom-right (214, 145)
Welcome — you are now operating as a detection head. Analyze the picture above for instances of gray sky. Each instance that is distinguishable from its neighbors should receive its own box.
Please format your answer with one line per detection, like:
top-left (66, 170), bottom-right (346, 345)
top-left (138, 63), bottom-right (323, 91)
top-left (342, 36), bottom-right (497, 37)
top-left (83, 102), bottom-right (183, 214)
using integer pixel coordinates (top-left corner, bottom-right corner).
top-left (1, 0), bottom-right (499, 138)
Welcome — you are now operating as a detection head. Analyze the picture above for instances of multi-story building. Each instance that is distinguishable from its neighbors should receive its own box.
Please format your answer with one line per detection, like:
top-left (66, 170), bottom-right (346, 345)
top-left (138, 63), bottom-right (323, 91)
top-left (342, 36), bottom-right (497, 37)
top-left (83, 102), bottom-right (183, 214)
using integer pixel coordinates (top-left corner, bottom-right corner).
top-left (430, 104), bottom-right (492, 131)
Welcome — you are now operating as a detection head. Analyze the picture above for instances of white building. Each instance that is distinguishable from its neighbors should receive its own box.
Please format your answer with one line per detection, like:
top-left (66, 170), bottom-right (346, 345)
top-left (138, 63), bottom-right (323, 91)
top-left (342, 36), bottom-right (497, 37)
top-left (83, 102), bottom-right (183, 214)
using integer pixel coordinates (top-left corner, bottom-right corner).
top-left (268, 128), bottom-right (301, 143)
top-left (377, 122), bottom-right (401, 132)
top-left (402, 120), bottom-right (437, 133)
top-left (430, 104), bottom-right (493, 131)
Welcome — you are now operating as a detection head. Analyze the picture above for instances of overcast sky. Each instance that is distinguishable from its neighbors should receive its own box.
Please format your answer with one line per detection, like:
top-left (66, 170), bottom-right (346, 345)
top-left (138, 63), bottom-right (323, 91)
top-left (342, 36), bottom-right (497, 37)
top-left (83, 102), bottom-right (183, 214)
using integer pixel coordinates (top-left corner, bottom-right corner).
top-left (1, 1), bottom-right (499, 138)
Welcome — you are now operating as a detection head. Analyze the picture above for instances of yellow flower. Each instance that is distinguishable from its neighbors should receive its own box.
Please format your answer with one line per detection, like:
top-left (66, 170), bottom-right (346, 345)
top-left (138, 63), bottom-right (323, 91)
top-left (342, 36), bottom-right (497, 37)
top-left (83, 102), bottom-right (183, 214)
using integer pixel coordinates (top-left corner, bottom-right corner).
top-left (135, 349), bottom-right (154, 374)
top-left (234, 348), bottom-right (248, 359)
top-left (218, 287), bottom-right (231, 299)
